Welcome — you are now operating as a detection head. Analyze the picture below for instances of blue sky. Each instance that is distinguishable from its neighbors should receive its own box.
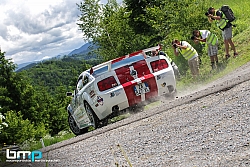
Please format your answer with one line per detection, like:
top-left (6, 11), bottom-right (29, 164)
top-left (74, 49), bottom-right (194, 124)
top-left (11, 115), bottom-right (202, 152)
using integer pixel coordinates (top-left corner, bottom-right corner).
top-left (0, 0), bottom-right (122, 65)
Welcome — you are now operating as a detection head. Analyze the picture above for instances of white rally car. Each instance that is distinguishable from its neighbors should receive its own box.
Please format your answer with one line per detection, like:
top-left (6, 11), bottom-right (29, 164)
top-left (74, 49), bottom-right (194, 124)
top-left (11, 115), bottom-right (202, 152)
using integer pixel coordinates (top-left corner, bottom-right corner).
top-left (66, 46), bottom-right (176, 135)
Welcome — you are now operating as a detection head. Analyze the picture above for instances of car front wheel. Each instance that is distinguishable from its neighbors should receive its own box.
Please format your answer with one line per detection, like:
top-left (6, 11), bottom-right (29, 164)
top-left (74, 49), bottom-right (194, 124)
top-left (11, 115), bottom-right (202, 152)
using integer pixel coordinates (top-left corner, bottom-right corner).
top-left (68, 115), bottom-right (88, 135)
top-left (85, 102), bottom-right (99, 129)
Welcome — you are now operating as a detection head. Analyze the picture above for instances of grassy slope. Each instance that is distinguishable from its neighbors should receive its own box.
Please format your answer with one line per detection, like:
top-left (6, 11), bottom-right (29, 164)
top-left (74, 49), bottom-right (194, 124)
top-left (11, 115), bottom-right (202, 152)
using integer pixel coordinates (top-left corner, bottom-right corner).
top-left (177, 0), bottom-right (250, 91)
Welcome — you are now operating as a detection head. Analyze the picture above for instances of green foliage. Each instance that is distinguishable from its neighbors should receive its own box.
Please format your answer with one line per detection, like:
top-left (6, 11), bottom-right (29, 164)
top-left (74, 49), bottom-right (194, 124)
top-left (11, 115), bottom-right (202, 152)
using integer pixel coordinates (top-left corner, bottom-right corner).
top-left (20, 131), bottom-right (75, 151)
top-left (0, 111), bottom-right (47, 144)
top-left (0, 112), bottom-right (8, 134)
top-left (77, 0), bottom-right (101, 40)
top-left (125, 0), bottom-right (160, 35)
top-left (0, 53), bottom-right (82, 144)
top-left (212, 0), bottom-right (250, 37)
top-left (20, 58), bottom-right (91, 94)
top-left (97, 1), bottom-right (151, 60)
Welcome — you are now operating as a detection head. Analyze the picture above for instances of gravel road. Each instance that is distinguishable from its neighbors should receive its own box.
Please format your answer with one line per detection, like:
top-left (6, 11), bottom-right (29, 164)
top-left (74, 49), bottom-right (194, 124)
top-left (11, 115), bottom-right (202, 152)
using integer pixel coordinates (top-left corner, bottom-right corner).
top-left (5, 62), bottom-right (250, 167)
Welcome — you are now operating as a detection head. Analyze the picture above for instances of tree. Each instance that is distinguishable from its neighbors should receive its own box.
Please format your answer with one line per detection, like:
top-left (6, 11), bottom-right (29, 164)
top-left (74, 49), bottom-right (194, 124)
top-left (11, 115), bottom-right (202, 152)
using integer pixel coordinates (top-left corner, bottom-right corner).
top-left (0, 53), bottom-right (16, 112)
top-left (0, 112), bottom-right (8, 134)
top-left (0, 53), bottom-right (40, 123)
top-left (77, 0), bottom-right (152, 61)
top-left (0, 111), bottom-right (47, 144)
top-left (77, 0), bottom-right (102, 40)
top-left (124, 0), bottom-right (160, 35)
top-left (0, 51), bottom-right (49, 144)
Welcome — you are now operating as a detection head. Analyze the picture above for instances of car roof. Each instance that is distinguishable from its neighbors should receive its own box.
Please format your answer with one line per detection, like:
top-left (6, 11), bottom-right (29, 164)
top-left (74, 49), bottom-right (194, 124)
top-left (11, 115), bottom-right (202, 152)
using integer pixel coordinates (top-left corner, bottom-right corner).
top-left (91, 53), bottom-right (145, 77)
top-left (85, 45), bottom-right (162, 77)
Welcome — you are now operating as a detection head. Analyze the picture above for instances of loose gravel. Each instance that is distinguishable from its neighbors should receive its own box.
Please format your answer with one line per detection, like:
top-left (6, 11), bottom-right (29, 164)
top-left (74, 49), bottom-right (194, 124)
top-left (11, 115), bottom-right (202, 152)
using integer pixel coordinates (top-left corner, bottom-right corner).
top-left (5, 62), bottom-right (250, 167)
top-left (45, 80), bottom-right (250, 167)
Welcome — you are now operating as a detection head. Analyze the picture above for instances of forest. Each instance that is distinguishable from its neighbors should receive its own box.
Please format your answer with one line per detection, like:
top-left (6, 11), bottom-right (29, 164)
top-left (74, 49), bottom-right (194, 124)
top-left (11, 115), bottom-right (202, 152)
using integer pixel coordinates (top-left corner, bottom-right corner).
top-left (1, 0), bottom-right (249, 147)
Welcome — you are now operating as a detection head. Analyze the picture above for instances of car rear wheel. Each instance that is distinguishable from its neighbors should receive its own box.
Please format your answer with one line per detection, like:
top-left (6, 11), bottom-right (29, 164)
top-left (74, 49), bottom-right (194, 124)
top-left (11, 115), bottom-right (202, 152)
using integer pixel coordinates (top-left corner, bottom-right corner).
top-left (165, 88), bottom-right (177, 100)
top-left (85, 102), bottom-right (99, 129)
top-left (68, 115), bottom-right (88, 135)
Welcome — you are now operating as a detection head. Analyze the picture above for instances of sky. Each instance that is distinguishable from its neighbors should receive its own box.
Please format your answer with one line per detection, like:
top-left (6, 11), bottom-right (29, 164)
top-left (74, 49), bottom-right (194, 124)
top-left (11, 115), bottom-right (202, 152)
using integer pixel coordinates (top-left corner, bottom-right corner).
top-left (0, 0), bottom-right (117, 65)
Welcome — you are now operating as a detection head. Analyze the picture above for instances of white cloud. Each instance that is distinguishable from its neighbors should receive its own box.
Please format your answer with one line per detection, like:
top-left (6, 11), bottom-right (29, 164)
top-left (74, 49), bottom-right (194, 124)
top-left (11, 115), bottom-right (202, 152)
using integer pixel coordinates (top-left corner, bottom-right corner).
top-left (0, 0), bottom-right (123, 65)
top-left (0, 0), bottom-right (85, 65)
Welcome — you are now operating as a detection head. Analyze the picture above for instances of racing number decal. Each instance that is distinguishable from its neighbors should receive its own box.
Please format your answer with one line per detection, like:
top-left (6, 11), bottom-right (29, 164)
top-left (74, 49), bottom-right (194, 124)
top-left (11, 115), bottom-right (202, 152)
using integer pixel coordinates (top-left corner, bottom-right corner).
top-left (115, 60), bottom-right (158, 106)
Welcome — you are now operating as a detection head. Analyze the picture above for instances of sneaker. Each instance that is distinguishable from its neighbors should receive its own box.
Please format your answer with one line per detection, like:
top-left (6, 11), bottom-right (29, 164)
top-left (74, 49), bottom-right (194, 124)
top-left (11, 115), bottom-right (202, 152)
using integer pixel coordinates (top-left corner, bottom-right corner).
top-left (225, 54), bottom-right (230, 59)
top-left (234, 52), bottom-right (238, 57)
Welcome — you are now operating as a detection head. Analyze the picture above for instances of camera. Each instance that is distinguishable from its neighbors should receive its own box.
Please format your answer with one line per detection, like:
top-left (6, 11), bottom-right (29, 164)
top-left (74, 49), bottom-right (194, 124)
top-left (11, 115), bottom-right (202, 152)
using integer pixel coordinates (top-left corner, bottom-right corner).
top-left (172, 43), bottom-right (177, 49)
top-left (191, 36), bottom-right (196, 40)
top-left (205, 12), bottom-right (209, 16)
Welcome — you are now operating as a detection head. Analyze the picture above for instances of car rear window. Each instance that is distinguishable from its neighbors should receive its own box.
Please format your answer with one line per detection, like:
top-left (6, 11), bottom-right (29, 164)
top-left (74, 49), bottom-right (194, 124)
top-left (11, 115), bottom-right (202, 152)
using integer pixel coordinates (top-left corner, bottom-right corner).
top-left (92, 65), bottom-right (108, 77)
top-left (111, 54), bottom-right (144, 69)
top-left (97, 76), bottom-right (118, 91)
top-left (150, 59), bottom-right (169, 72)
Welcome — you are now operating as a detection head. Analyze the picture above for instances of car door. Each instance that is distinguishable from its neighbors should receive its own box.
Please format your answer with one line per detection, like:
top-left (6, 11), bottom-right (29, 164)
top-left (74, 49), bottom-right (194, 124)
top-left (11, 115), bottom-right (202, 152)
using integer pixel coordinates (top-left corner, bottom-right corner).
top-left (72, 77), bottom-right (85, 125)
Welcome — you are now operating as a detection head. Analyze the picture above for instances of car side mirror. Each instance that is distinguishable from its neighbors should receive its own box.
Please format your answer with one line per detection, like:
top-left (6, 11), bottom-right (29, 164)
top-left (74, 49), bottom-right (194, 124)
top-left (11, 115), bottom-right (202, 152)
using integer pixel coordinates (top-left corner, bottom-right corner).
top-left (66, 92), bottom-right (73, 97)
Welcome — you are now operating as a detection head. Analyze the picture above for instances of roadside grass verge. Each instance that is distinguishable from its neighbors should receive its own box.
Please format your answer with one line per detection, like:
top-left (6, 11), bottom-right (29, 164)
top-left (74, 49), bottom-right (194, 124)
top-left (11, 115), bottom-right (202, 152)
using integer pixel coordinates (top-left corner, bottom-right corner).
top-left (20, 130), bottom-right (75, 151)
top-left (177, 25), bottom-right (250, 92)
top-left (177, 0), bottom-right (250, 91)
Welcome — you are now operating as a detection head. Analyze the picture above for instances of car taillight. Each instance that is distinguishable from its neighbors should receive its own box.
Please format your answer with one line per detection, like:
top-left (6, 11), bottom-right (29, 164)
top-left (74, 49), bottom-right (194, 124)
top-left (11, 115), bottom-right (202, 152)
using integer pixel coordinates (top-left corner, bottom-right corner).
top-left (150, 59), bottom-right (169, 72)
top-left (98, 76), bottom-right (118, 91)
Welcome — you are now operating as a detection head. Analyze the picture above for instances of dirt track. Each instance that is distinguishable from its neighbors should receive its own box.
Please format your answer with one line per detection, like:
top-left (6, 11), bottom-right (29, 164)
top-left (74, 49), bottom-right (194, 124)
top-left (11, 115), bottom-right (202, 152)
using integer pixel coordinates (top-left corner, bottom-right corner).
top-left (4, 61), bottom-right (250, 167)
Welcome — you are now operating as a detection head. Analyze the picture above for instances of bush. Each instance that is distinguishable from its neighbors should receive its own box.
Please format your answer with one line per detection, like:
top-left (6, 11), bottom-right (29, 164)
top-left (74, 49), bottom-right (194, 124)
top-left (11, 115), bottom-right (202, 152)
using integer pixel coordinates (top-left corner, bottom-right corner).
top-left (0, 111), bottom-right (47, 144)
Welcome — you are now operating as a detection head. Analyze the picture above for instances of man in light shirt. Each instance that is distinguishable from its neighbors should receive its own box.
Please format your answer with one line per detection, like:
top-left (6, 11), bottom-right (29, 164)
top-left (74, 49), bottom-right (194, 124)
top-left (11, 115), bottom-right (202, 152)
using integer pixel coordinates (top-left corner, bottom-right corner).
top-left (172, 39), bottom-right (199, 78)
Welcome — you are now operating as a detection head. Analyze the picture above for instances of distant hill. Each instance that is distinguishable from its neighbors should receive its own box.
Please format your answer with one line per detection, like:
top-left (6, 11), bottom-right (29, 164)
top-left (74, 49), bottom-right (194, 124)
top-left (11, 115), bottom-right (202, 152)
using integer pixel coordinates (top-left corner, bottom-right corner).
top-left (16, 62), bottom-right (39, 72)
top-left (16, 62), bottom-right (35, 71)
top-left (16, 42), bottom-right (99, 72)
top-left (68, 42), bottom-right (98, 56)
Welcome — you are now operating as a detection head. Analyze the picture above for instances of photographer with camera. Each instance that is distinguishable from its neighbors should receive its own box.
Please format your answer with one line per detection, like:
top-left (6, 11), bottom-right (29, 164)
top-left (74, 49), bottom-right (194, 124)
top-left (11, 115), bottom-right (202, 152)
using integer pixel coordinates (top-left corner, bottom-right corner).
top-left (192, 30), bottom-right (219, 70)
top-left (205, 7), bottom-right (238, 59)
top-left (172, 39), bottom-right (199, 79)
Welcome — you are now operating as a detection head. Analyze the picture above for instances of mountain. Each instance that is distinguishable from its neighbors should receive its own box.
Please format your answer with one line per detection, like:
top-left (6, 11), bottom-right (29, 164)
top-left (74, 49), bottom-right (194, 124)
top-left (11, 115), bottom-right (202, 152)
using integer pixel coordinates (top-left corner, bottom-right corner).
top-left (68, 42), bottom-right (98, 56)
top-left (16, 42), bottom-right (98, 72)
top-left (16, 62), bottom-right (36, 71)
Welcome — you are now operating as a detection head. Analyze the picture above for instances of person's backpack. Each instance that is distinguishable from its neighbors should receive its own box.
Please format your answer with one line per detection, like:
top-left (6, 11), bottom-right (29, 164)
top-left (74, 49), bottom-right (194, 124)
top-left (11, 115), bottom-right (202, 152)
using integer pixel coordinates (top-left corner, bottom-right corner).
top-left (220, 5), bottom-right (235, 22)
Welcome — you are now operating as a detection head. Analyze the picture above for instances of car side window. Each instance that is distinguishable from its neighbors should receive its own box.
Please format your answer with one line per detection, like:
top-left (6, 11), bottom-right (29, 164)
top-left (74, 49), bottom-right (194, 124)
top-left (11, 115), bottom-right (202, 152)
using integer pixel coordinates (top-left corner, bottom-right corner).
top-left (82, 75), bottom-right (89, 87)
top-left (76, 75), bottom-right (90, 93)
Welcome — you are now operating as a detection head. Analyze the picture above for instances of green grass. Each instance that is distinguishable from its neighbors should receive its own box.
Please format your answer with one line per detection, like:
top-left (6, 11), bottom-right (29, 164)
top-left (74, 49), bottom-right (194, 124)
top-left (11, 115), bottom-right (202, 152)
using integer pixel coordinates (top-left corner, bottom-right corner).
top-left (214, 0), bottom-right (250, 36)
top-left (20, 131), bottom-right (75, 151)
top-left (177, 0), bottom-right (250, 92)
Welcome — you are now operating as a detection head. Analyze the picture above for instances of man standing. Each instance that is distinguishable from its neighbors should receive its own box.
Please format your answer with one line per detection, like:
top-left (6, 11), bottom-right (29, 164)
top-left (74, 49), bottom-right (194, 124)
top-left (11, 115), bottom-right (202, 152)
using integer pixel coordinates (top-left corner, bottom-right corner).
top-left (192, 29), bottom-right (219, 70)
top-left (172, 39), bottom-right (199, 78)
top-left (206, 7), bottom-right (238, 59)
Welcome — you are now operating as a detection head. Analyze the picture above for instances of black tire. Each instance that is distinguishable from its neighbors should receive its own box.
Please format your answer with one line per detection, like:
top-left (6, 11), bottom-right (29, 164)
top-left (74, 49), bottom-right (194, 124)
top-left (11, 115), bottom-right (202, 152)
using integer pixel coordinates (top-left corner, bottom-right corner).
top-left (99, 118), bottom-right (108, 128)
top-left (164, 88), bottom-right (177, 100)
top-left (169, 89), bottom-right (177, 99)
top-left (84, 102), bottom-right (100, 129)
top-left (68, 115), bottom-right (88, 135)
